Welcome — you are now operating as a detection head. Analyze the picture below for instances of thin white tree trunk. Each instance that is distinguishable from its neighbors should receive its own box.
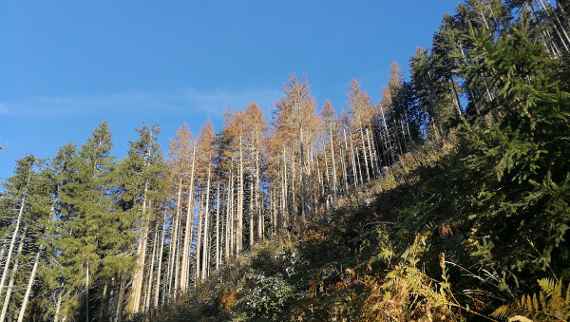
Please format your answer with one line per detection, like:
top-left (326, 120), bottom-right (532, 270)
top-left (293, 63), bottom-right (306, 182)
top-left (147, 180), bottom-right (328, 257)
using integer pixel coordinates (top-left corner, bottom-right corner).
top-left (238, 137), bottom-right (244, 254)
top-left (0, 233), bottom-right (25, 322)
top-left (180, 145), bottom-right (196, 293)
top-left (155, 226), bottom-right (165, 307)
top-left (143, 230), bottom-right (157, 312)
top-left (201, 159), bottom-right (212, 281)
top-left (344, 129), bottom-right (357, 189)
top-left (195, 193), bottom-right (203, 285)
top-left (0, 194), bottom-right (26, 301)
top-left (215, 183), bottom-right (220, 271)
top-left (17, 249), bottom-right (41, 322)
top-left (329, 126), bottom-right (337, 196)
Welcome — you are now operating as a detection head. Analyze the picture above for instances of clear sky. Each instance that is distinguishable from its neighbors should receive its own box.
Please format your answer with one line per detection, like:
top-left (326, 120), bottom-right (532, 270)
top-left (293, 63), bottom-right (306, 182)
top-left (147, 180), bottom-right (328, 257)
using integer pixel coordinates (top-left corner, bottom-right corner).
top-left (0, 0), bottom-right (461, 182)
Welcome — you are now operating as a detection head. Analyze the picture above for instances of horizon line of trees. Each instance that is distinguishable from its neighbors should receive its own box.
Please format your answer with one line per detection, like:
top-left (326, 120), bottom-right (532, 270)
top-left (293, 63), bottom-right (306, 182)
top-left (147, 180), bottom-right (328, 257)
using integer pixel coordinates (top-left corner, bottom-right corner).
top-left (0, 0), bottom-right (568, 321)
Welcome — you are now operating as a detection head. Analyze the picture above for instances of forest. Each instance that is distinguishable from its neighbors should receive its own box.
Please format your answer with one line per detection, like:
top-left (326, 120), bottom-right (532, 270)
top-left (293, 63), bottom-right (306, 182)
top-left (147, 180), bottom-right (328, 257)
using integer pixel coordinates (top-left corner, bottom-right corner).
top-left (0, 0), bottom-right (569, 321)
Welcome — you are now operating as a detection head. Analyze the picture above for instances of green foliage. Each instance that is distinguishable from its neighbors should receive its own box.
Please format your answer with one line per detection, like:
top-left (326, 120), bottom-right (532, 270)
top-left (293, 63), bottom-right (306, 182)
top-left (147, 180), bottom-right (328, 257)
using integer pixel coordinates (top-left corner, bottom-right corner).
top-left (492, 278), bottom-right (570, 321)
top-left (236, 274), bottom-right (296, 321)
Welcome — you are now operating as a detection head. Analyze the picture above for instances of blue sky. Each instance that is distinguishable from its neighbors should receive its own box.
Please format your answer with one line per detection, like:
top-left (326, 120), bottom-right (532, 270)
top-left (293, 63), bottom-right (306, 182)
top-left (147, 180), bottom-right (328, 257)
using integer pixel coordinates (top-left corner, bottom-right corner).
top-left (0, 0), bottom-right (461, 181)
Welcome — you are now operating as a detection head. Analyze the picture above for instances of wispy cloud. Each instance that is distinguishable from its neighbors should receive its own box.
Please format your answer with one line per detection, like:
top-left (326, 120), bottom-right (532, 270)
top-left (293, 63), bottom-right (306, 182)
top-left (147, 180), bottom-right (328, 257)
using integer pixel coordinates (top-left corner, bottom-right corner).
top-left (0, 87), bottom-right (282, 119)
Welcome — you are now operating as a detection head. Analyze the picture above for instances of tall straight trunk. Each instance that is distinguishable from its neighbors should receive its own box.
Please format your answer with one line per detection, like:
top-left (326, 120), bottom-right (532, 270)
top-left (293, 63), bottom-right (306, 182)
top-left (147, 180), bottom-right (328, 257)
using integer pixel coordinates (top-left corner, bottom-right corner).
top-left (324, 149), bottom-right (330, 190)
top-left (290, 153), bottom-right (296, 218)
top-left (144, 229), bottom-right (157, 312)
top-left (215, 183), bottom-right (220, 271)
top-left (370, 129), bottom-right (381, 172)
top-left (282, 148), bottom-right (288, 234)
top-left (340, 136), bottom-right (349, 193)
top-left (201, 158), bottom-right (212, 281)
top-left (172, 180), bottom-right (183, 296)
top-left (378, 103), bottom-right (395, 164)
top-left (255, 152), bottom-right (263, 242)
top-left (315, 154), bottom-right (324, 199)
top-left (180, 146), bottom-right (196, 293)
top-left (344, 129), bottom-right (357, 189)
top-left (329, 126), bottom-right (337, 196)
top-left (115, 279), bottom-right (125, 322)
top-left (155, 226), bottom-right (164, 307)
top-left (195, 193), bottom-right (203, 284)
top-left (249, 177), bottom-right (255, 248)
top-left (237, 137), bottom-right (244, 254)
top-left (225, 173), bottom-right (232, 262)
top-left (355, 141), bottom-right (363, 184)
top-left (0, 194), bottom-right (27, 301)
top-left (366, 129), bottom-right (377, 177)
top-left (351, 132), bottom-right (363, 185)
top-left (127, 180), bottom-right (150, 314)
top-left (54, 290), bottom-right (63, 322)
top-left (298, 127), bottom-right (307, 233)
top-left (359, 125), bottom-right (371, 182)
top-left (269, 189), bottom-right (274, 238)
top-left (85, 262), bottom-right (90, 322)
top-left (98, 282), bottom-right (108, 322)
top-left (17, 249), bottom-right (40, 322)
top-left (0, 232), bottom-right (25, 322)
top-left (231, 171), bottom-right (237, 258)
top-left (0, 247), bottom-right (5, 272)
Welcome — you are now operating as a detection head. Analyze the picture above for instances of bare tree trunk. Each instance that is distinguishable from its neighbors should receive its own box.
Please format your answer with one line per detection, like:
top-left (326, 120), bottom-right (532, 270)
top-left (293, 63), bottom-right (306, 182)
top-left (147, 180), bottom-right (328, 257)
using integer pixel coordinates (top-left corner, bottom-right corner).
top-left (215, 183), bottom-right (221, 271)
top-left (180, 145), bottom-right (196, 293)
top-left (0, 247), bottom-right (5, 272)
top-left (255, 151), bottom-right (263, 242)
top-left (201, 158), bottom-right (212, 281)
top-left (249, 176), bottom-right (255, 249)
top-left (230, 171), bottom-right (236, 258)
top-left (85, 262), bottom-right (90, 322)
top-left (172, 180), bottom-right (183, 297)
top-left (238, 137), bottom-right (244, 254)
top-left (127, 179), bottom-right (150, 314)
top-left (115, 279), bottom-right (125, 322)
top-left (54, 290), bottom-right (63, 322)
top-left (195, 193), bottom-right (203, 285)
top-left (359, 125), bottom-right (371, 182)
top-left (17, 249), bottom-right (41, 322)
top-left (329, 126), bottom-right (337, 196)
top-left (144, 229), bottom-right (157, 312)
top-left (0, 194), bottom-right (27, 301)
top-left (365, 129), bottom-right (376, 177)
top-left (0, 232), bottom-right (25, 322)
top-left (155, 226), bottom-right (164, 308)
top-left (225, 173), bottom-right (232, 263)
top-left (344, 129), bottom-right (358, 189)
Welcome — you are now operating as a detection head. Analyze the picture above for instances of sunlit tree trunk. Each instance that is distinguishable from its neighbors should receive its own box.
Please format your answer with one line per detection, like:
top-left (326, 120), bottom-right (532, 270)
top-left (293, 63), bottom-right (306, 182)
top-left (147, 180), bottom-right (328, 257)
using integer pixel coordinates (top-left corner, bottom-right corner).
top-left (143, 229), bottom-right (157, 312)
top-left (17, 249), bottom-right (41, 322)
top-left (201, 158), bottom-right (212, 281)
top-left (215, 183), bottom-right (221, 271)
top-left (155, 226), bottom-right (164, 308)
top-left (0, 193), bottom-right (27, 301)
top-left (195, 193), bottom-right (203, 285)
top-left (344, 129), bottom-right (357, 189)
top-left (180, 145), bottom-right (196, 293)
top-left (0, 232), bottom-right (25, 322)
top-left (127, 180), bottom-right (150, 314)
top-left (237, 136), bottom-right (244, 254)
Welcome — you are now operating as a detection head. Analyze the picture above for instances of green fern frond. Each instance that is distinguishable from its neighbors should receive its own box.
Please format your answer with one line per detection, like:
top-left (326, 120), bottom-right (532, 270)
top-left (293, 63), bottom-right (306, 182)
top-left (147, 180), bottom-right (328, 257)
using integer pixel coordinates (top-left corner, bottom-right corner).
top-left (492, 278), bottom-right (570, 321)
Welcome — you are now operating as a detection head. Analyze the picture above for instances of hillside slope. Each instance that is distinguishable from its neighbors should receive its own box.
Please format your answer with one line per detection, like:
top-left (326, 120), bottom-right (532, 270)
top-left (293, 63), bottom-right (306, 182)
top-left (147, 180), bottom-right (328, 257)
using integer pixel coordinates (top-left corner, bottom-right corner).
top-left (136, 128), bottom-right (570, 321)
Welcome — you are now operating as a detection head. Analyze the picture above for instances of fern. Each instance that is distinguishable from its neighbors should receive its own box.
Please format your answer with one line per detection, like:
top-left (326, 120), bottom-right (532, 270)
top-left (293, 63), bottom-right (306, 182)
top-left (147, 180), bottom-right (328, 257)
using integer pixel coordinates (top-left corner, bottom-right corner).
top-left (492, 278), bottom-right (570, 321)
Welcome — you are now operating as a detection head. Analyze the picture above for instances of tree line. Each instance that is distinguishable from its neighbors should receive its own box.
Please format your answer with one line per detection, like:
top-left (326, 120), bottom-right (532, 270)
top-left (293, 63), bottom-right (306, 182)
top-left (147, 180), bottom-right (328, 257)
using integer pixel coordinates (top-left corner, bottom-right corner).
top-left (0, 0), bottom-right (568, 321)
